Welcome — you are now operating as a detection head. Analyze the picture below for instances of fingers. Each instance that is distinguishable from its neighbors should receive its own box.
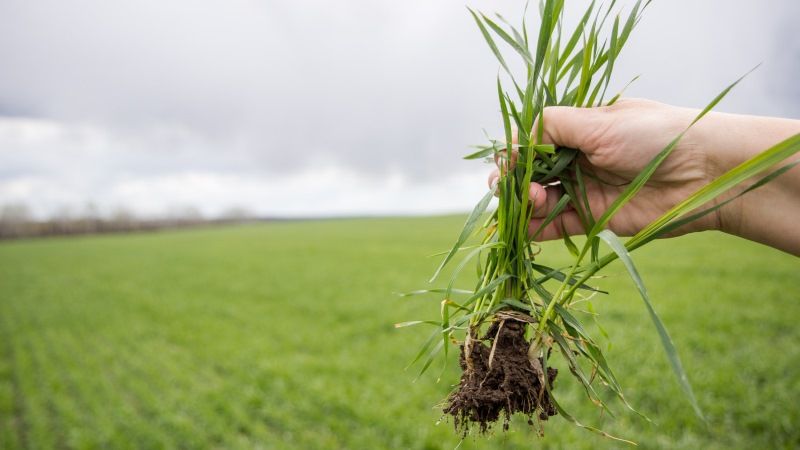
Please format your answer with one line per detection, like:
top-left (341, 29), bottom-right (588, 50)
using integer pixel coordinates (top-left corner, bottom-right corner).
top-left (493, 150), bottom-right (517, 172)
top-left (493, 132), bottom-right (519, 172)
top-left (528, 210), bottom-right (586, 241)
top-left (485, 171), bottom-right (588, 241)
top-left (484, 104), bottom-right (608, 242)
top-left (487, 169), bottom-right (500, 193)
top-left (528, 183), bottom-right (548, 217)
top-left (494, 106), bottom-right (605, 173)
top-left (530, 183), bottom-right (571, 219)
top-left (533, 106), bottom-right (605, 155)
top-left (487, 172), bottom-right (567, 219)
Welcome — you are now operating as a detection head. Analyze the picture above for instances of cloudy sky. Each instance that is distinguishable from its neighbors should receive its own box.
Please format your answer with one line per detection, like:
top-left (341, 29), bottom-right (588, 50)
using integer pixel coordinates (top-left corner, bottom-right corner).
top-left (1, 0), bottom-right (798, 219)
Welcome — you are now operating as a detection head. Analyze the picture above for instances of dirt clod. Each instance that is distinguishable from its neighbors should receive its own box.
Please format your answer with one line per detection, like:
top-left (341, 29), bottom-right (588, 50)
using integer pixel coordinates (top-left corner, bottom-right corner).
top-left (443, 319), bottom-right (557, 436)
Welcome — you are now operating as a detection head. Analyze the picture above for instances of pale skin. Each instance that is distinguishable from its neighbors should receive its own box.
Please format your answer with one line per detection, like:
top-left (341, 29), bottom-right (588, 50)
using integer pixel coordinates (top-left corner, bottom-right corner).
top-left (487, 98), bottom-right (800, 255)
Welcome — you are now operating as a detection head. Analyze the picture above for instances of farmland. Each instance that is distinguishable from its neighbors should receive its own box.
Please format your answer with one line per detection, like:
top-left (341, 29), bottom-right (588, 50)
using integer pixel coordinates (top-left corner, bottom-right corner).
top-left (1, 216), bottom-right (798, 449)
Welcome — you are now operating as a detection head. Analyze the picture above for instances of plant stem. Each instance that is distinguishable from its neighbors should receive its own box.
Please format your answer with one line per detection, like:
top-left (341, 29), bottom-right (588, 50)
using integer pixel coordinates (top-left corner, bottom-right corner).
top-left (531, 237), bottom-right (594, 354)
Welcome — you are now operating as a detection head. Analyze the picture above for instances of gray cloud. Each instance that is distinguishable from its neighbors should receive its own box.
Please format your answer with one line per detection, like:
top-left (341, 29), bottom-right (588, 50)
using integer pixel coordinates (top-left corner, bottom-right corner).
top-left (0, 0), bottom-right (797, 216)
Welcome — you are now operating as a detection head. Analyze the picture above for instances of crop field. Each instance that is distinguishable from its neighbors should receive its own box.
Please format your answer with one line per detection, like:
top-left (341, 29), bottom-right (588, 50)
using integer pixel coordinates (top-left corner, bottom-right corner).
top-left (0, 216), bottom-right (798, 449)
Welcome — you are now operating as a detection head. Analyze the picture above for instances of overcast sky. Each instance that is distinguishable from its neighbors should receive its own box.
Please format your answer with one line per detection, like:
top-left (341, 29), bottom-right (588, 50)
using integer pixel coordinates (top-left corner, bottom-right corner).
top-left (0, 0), bottom-right (798, 218)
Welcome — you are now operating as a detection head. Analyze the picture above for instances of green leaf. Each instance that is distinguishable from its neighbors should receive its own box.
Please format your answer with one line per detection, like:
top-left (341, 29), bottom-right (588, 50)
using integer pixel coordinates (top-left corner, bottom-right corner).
top-left (500, 297), bottom-right (534, 312)
top-left (595, 15), bottom-right (620, 105)
top-left (397, 288), bottom-right (473, 297)
top-left (532, 261), bottom-right (607, 294)
top-left (446, 241), bottom-right (504, 298)
top-left (463, 274), bottom-right (513, 309)
top-left (463, 145), bottom-right (496, 160)
top-left (560, 0), bottom-right (595, 64)
top-left (533, 0), bottom-right (556, 81)
top-left (690, 65), bottom-right (759, 128)
top-left (494, 13), bottom-right (527, 48)
top-left (575, 163), bottom-right (595, 229)
top-left (559, 179), bottom-right (589, 230)
top-left (562, 225), bottom-right (579, 257)
top-left (415, 339), bottom-right (445, 380)
top-left (530, 193), bottom-right (572, 240)
top-left (575, 25), bottom-right (596, 106)
top-left (497, 77), bottom-right (513, 164)
top-left (468, 8), bottom-right (515, 82)
top-left (480, 13), bottom-right (535, 67)
top-left (408, 328), bottom-right (439, 369)
top-left (507, 98), bottom-right (525, 134)
top-left (550, 395), bottom-right (636, 446)
top-left (597, 229), bottom-right (705, 421)
top-left (606, 74), bottom-right (640, 105)
top-left (537, 147), bottom-right (579, 182)
top-left (394, 320), bottom-right (440, 328)
top-left (429, 186), bottom-right (497, 282)
top-left (440, 298), bottom-right (451, 367)
top-left (548, 320), bottom-right (612, 413)
top-left (617, 0), bottom-right (649, 50)
top-left (556, 303), bottom-right (648, 420)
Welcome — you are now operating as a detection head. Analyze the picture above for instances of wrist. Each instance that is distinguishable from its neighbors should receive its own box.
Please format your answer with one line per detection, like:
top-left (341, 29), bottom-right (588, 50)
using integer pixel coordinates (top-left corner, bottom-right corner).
top-left (692, 112), bottom-right (800, 237)
top-left (715, 188), bottom-right (746, 237)
top-left (701, 112), bottom-right (800, 177)
top-left (695, 112), bottom-right (748, 180)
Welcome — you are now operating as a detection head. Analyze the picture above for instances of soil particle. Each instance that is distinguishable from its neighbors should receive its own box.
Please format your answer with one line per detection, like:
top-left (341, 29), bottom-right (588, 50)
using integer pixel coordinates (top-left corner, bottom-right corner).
top-left (443, 319), bottom-right (557, 435)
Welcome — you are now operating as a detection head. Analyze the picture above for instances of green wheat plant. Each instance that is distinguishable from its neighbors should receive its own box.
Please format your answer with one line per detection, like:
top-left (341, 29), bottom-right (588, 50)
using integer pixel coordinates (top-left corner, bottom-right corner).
top-left (398, 0), bottom-right (800, 443)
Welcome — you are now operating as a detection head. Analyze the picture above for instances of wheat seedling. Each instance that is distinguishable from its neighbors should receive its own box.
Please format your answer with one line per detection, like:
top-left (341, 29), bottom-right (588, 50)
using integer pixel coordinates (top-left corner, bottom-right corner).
top-left (398, 0), bottom-right (800, 442)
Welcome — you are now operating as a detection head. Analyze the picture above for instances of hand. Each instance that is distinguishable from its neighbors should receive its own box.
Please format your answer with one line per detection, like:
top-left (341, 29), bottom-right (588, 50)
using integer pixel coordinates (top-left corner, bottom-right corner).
top-left (487, 98), bottom-right (800, 254)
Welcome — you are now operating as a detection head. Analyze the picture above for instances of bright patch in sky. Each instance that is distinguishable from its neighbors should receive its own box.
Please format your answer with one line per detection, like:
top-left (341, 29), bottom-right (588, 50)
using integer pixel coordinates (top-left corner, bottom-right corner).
top-left (0, 0), bottom-right (797, 218)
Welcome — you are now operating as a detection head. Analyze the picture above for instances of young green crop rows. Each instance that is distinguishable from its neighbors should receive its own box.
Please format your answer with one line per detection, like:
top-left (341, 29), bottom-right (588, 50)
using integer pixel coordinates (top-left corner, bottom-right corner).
top-left (1, 220), bottom-right (799, 449)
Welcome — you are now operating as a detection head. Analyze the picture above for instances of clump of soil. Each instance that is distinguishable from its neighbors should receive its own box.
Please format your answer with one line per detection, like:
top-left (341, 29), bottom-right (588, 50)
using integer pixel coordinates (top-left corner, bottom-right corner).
top-left (444, 318), bottom-right (557, 435)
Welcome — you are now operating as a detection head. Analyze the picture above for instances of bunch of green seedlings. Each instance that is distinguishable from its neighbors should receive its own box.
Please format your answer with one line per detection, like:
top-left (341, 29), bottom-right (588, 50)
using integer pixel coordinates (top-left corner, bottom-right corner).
top-left (397, 0), bottom-right (800, 443)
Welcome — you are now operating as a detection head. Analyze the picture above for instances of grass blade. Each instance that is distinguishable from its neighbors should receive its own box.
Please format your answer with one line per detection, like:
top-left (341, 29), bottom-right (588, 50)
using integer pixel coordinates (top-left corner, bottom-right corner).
top-left (597, 229), bottom-right (705, 421)
top-left (394, 320), bottom-right (440, 328)
top-left (468, 8), bottom-right (514, 83)
top-left (463, 145), bottom-right (497, 160)
top-left (546, 384), bottom-right (636, 445)
top-left (498, 77), bottom-right (513, 164)
top-left (430, 185), bottom-right (497, 282)
top-left (481, 13), bottom-right (534, 67)
top-left (530, 193), bottom-right (571, 240)
top-left (532, 0), bottom-right (557, 83)
top-left (398, 288), bottom-right (473, 297)
top-left (607, 74), bottom-right (640, 105)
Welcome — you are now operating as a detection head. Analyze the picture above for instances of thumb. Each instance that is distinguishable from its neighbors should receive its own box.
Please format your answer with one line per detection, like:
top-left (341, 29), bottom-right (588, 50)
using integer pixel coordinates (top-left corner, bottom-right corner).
top-left (534, 106), bottom-right (606, 154)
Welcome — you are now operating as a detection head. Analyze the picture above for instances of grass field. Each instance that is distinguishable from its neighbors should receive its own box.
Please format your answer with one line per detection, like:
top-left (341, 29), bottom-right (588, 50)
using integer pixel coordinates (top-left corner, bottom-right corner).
top-left (1, 216), bottom-right (798, 449)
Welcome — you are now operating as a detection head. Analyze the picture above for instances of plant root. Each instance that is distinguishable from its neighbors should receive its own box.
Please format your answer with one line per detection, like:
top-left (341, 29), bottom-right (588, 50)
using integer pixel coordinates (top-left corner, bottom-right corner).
top-left (444, 319), bottom-right (557, 436)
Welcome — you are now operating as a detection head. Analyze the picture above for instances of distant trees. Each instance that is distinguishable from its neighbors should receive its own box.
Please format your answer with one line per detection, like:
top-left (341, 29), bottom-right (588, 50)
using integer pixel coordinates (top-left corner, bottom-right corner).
top-left (0, 203), bottom-right (32, 238)
top-left (0, 202), bottom-right (256, 239)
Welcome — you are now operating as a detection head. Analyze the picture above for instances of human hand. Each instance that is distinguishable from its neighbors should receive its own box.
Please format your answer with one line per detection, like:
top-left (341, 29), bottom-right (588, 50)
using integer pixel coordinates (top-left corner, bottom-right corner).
top-left (487, 98), bottom-right (800, 253)
top-left (488, 98), bottom-right (720, 239)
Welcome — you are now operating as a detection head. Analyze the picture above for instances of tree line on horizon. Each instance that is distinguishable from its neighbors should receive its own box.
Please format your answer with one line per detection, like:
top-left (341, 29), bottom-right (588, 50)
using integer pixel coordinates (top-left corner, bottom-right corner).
top-left (0, 203), bottom-right (255, 239)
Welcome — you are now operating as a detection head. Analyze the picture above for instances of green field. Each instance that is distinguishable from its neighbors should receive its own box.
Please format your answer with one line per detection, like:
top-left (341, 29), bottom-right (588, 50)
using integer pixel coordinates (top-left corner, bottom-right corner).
top-left (1, 216), bottom-right (798, 449)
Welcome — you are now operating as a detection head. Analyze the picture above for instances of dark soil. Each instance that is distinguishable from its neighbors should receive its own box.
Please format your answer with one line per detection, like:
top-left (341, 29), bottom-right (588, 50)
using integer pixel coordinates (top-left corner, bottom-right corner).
top-left (443, 319), bottom-right (558, 436)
